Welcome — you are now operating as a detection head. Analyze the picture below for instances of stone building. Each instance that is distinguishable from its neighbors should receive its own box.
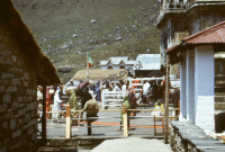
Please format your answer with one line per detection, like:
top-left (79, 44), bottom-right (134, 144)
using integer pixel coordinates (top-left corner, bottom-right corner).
top-left (0, 0), bottom-right (60, 151)
top-left (156, 0), bottom-right (225, 151)
top-left (99, 56), bottom-right (135, 70)
top-left (157, 0), bottom-right (225, 125)
top-left (156, 0), bottom-right (225, 79)
top-left (165, 21), bottom-right (225, 133)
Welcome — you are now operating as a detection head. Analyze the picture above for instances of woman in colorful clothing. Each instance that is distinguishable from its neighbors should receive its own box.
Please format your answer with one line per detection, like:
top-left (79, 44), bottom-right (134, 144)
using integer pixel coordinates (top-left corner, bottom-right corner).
top-left (68, 90), bottom-right (79, 118)
top-left (46, 87), bottom-right (53, 119)
top-left (117, 95), bottom-right (131, 131)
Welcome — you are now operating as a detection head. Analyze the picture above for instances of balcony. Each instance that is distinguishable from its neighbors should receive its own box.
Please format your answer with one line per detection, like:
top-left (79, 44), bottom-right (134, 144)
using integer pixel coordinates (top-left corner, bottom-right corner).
top-left (157, 0), bottom-right (187, 26)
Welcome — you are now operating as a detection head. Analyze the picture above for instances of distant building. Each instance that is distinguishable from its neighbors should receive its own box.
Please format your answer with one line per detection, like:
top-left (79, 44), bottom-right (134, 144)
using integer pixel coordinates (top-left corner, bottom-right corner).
top-left (133, 54), bottom-right (161, 77)
top-left (99, 56), bottom-right (135, 70)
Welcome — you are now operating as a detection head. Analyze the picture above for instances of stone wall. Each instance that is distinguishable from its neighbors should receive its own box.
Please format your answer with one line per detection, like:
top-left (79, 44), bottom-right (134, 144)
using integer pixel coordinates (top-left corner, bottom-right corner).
top-left (0, 25), bottom-right (38, 151)
top-left (170, 121), bottom-right (225, 152)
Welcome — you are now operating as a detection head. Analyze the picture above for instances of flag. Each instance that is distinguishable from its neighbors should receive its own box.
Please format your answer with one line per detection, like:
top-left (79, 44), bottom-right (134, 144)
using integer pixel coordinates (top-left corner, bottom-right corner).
top-left (87, 51), bottom-right (94, 68)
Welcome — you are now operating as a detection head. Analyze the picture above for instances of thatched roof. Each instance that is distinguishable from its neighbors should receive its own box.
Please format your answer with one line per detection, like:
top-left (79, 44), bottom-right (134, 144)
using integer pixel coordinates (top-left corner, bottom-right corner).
top-left (0, 0), bottom-right (60, 85)
top-left (73, 69), bottom-right (128, 81)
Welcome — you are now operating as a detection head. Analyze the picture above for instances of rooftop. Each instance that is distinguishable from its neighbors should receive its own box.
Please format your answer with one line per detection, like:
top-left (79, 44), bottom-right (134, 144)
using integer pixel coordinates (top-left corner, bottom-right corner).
top-left (99, 56), bottom-right (135, 65)
top-left (133, 54), bottom-right (161, 71)
top-left (165, 20), bottom-right (225, 53)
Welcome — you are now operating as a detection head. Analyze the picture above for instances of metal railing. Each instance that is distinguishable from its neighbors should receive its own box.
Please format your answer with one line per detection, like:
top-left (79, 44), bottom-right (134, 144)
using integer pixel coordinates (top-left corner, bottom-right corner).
top-left (37, 107), bottom-right (179, 138)
top-left (101, 90), bottom-right (126, 110)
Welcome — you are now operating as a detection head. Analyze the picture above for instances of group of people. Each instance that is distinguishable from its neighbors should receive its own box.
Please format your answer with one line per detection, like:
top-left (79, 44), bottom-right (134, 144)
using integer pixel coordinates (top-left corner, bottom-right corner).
top-left (37, 83), bottom-right (99, 135)
top-left (36, 76), bottom-right (180, 135)
top-left (37, 85), bottom-right (69, 122)
top-left (141, 79), bottom-right (167, 104)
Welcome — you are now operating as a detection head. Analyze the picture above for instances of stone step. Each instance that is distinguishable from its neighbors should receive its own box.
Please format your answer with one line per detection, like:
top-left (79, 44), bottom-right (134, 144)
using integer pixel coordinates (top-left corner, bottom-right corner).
top-left (215, 81), bottom-right (225, 84)
top-left (215, 96), bottom-right (225, 102)
top-left (215, 83), bottom-right (225, 88)
top-left (215, 102), bottom-right (225, 109)
top-left (38, 146), bottom-right (91, 152)
top-left (215, 88), bottom-right (225, 92)
top-left (215, 75), bottom-right (225, 81)
top-left (215, 92), bottom-right (225, 96)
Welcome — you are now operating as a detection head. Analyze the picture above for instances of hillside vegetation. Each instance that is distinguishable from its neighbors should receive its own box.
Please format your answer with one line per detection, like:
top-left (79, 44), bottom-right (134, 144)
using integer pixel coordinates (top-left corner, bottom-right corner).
top-left (12, 0), bottom-right (160, 83)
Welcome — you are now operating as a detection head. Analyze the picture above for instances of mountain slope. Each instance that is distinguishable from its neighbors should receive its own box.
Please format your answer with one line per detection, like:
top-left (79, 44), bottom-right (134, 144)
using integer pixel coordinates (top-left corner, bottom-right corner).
top-left (12, 0), bottom-right (160, 83)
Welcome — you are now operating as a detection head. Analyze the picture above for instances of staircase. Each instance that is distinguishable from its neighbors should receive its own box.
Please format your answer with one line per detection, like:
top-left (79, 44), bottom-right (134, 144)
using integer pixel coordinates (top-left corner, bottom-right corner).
top-left (215, 56), bottom-right (225, 114)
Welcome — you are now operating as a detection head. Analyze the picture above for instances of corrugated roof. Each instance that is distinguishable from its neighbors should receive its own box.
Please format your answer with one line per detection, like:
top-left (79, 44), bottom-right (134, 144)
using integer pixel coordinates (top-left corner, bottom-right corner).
top-left (182, 20), bottom-right (225, 44)
top-left (165, 20), bottom-right (225, 53)
top-left (133, 54), bottom-right (161, 70)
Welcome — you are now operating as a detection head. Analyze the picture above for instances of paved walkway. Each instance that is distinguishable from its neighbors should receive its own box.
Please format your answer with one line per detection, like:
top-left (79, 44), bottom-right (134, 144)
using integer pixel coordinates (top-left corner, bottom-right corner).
top-left (91, 137), bottom-right (172, 152)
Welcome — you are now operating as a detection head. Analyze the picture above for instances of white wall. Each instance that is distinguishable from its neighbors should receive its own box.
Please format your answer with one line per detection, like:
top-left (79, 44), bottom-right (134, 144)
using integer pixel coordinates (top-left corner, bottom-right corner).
top-left (187, 49), bottom-right (195, 122)
top-left (194, 45), bottom-right (215, 134)
top-left (180, 51), bottom-right (187, 118)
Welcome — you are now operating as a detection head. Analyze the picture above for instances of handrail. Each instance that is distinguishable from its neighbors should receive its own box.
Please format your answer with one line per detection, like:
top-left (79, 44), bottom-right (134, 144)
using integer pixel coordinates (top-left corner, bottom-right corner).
top-left (38, 106), bottom-right (180, 139)
top-left (38, 108), bottom-right (179, 113)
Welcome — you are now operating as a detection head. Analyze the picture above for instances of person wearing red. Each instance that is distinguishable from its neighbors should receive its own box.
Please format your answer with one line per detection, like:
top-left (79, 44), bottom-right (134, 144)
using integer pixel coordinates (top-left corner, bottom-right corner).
top-left (46, 87), bottom-right (53, 119)
top-left (132, 76), bottom-right (140, 89)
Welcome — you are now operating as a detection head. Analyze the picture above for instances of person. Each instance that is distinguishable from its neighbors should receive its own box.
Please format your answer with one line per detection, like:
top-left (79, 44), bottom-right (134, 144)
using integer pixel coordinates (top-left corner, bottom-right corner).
top-left (126, 81), bottom-right (129, 91)
top-left (82, 98), bottom-right (99, 136)
top-left (68, 90), bottom-right (79, 118)
top-left (94, 81), bottom-right (101, 101)
top-left (152, 101), bottom-right (165, 116)
top-left (128, 87), bottom-right (136, 116)
top-left (37, 86), bottom-right (43, 117)
top-left (80, 88), bottom-right (93, 120)
top-left (162, 78), bottom-right (172, 103)
top-left (88, 82), bottom-right (95, 98)
top-left (122, 81), bottom-right (127, 98)
top-left (150, 80), bottom-right (158, 103)
top-left (132, 76), bottom-right (140, 89)
top-left (46, 87), bottom-right (53, 119)
top-left (142, 80), bottom-right (150, 103)
top-left (105, 79), bottom-right (110, 89)
top-left (156, 80), bottom-right (164, 103)
top-left (117, 95), bottom-right (131, 131)
top-left (53, 85), bottom-right (63, 123)
top-left (114, 82), bottom-right (120, 91)
top-left (37, 85), bottom-right (43, 101)
top-left (67, 89), bottom-right (80, 126)
top-left (172, 86), bottom-right (180, 116)
top-left (109, 83), bottom-right (114, 91)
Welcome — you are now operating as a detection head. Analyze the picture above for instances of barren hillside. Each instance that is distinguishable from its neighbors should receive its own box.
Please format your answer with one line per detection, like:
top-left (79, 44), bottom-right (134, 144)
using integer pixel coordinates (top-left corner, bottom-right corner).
top-left (12, 0), bottom-right (160, 83)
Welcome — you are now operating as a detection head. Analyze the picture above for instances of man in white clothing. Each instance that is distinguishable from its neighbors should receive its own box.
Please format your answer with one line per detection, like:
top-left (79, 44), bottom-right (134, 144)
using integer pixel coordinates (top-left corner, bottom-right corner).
top-left (53, 85), bottom-right (63, 123)
top-left (37, 86), bottom-right (43, 101)
top-left (142, 80), bottom-right (150, 103)
top-left (122, 81), bottom-right (127, 98)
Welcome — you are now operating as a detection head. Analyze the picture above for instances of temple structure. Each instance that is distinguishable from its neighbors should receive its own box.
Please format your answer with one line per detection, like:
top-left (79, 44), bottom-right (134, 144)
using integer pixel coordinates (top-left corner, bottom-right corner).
top-left (156, 1), bottom-right (225, 150)
top-left (99, 56), bottom-right (135, 70)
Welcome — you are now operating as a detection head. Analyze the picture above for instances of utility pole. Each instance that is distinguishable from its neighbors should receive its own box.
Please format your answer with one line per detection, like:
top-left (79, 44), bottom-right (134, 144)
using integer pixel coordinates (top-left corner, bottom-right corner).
top-left (164, 54), bottom-right (170, 144)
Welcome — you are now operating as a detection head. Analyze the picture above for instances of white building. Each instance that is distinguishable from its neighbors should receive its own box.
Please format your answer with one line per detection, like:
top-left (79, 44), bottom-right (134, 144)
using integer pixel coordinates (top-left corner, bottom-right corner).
top-left (99, 56), bottom-right (135, 70)
top-left (133, 54), bottom-right (162, 77)
top-left (166, 21), bottom-right (225, 133)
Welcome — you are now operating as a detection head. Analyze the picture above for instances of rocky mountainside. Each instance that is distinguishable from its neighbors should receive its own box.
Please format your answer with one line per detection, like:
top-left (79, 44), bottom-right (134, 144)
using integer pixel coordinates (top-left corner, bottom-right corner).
top-left (12, 0), bottom-right (161, 83)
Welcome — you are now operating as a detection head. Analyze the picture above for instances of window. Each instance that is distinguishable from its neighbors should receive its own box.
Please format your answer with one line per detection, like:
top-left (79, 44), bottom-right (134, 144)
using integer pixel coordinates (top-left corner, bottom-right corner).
top-left (107, 66), bottom-right (113, 69)
top-left (119, 65), bottom-right (125, 69)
